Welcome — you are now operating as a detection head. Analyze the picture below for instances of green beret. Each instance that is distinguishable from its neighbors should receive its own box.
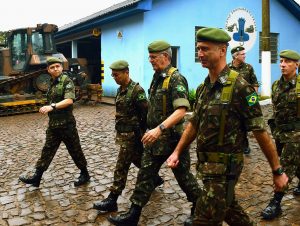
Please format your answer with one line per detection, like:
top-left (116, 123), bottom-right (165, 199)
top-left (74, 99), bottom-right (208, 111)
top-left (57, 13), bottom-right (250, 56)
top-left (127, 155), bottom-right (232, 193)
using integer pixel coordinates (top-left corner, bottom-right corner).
top-left (148, 40), bottom-right (170, 53)
top-left (231, 46), bottom-right (245, 55)
top-left (109, 60), bottom-right (129, 70)
top-left (47, 57), bottom-right (62, 66)
top-left (279, 50), bottom-right (300, 61)
top-left (196, 27), bottom-right (231, 43)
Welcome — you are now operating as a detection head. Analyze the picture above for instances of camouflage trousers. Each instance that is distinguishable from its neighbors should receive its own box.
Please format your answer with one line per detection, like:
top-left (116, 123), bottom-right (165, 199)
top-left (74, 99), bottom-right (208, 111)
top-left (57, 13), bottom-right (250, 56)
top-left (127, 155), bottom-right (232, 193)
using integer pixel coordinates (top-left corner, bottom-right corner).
top-left (281, 142), bottom-right (300, 184)
top-left (130, 147), bottom-right (201, 207)
top-left (36, 123), bottom-right (87, 171)
top-left (193, 164), bottom-right (253, 226)
top-left (110, 132), bottom-right (142, 195)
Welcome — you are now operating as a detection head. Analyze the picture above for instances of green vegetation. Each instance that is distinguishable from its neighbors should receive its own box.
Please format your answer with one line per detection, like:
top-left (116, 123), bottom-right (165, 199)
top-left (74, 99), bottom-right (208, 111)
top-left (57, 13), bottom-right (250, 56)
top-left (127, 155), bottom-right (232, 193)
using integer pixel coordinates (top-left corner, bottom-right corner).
top-left (189, 88), bottom-right (196, 110)
top-left (0, 31), bottom-right (7, 45)
top-left (258, 95), bottom-right (270, 101)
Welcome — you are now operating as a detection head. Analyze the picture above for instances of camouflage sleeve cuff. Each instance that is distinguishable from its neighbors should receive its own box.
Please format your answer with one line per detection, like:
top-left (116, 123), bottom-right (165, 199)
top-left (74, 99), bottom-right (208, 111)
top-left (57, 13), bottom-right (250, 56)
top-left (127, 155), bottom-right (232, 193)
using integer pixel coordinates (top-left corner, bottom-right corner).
top-left (247, 116), bottom-right (266, 131)
top-left (173, 98), bottom-right (190, 110)
top-left (64, 93), bottom-right (75, 100)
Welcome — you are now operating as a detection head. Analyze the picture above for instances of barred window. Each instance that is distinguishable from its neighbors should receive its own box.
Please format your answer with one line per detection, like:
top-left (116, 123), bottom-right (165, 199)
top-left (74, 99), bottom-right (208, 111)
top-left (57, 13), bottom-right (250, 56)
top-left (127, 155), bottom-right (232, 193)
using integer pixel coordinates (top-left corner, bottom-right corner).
top-left (259, 32), bottom-right (279, 64)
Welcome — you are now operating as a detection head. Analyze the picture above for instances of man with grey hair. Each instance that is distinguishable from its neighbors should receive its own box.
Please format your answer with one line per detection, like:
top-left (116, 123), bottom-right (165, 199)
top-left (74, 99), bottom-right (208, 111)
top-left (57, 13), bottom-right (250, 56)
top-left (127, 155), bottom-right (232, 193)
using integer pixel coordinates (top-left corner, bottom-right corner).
top-left (108, 40), bottom-right (201, 226)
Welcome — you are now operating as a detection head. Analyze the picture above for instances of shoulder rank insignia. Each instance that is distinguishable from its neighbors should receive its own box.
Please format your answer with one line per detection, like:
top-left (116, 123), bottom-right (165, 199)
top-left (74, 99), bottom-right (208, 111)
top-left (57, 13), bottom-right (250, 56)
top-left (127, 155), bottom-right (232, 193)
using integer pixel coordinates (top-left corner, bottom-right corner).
top-left (246, 92), bottom-right (258, 106)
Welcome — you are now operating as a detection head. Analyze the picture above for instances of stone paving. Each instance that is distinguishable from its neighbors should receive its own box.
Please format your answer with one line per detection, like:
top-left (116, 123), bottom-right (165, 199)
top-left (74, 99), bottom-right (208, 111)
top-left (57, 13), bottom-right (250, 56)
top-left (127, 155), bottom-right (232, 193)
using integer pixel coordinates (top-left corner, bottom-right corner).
top-left (0, 103), bottom-right (299, 226)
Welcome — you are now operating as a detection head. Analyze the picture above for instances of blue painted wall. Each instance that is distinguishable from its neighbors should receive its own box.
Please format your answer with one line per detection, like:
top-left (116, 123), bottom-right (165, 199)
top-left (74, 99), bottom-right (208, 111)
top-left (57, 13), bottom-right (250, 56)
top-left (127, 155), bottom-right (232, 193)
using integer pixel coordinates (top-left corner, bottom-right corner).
top-left (101, 14), bottom-right (145, 97)
top-left (101, 0), bottom-right (300, 96)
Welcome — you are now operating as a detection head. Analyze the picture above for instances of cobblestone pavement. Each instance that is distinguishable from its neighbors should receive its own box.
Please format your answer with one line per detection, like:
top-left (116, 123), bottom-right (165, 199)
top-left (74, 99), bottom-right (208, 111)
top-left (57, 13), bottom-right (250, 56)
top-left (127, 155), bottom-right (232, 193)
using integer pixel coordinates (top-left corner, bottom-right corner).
top-left (0, 103), bottom-right (299, 226)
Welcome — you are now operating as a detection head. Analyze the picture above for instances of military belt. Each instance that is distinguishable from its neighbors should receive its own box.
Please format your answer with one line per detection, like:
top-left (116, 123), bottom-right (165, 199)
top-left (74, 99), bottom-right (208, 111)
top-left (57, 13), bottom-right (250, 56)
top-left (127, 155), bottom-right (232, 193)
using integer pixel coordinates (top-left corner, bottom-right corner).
top-left (276, 122), bottom-right (300, 131)
top-left (49, 111), bottom-right (72, 119)
top-left (115, 124), bottom-right (139, 133)
top-left (198, 152), bottom-right (243, 164)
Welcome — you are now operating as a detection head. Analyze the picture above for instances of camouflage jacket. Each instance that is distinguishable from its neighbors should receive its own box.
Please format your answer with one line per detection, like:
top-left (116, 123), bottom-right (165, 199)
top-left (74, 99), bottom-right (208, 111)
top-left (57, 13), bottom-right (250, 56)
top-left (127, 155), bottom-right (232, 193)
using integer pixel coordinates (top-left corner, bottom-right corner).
top-left (47, 73), bottom-right (76, 128)
top-left (190, 66), bottom-right (265, 154)
top-left (115, 79), bottom-right (148, 133)
top-left (271, 75), bottom-right (300, 143)
top-left (228, 61), bottom-right (259, 87)
top-left (147, 64), bottom-right (190, 155)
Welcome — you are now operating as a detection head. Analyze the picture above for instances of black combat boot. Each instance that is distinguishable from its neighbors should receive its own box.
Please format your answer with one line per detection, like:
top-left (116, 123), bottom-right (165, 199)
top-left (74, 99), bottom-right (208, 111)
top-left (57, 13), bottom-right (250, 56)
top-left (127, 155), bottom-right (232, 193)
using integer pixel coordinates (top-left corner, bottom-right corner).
top-left (74, 168), bottom-right (90, 187)
top-left (293, 183), bottom-right (300, 196)
top-left (243, 147), bottom-right (251, 154)
top-left (184, 202), bottom-right (196, 226)
top-left (93, 192), bottom-right (119, 212)
top-left (108, 203), bottom-right (142, 226)
top-left (19, 168), bottom-right (44, 187)
top-left (261, 192), bottom-right (284, 220)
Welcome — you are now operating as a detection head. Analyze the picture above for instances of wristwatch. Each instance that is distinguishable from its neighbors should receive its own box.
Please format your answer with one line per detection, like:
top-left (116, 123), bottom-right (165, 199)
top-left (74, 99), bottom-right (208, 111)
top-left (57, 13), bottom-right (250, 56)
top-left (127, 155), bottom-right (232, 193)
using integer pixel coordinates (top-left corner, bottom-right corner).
top-left (51, 103), bottom-right (56, 110)
top-left (272, 167), bottom-right (284, 176)
top-left (159, 124), bottom-right (166, 132)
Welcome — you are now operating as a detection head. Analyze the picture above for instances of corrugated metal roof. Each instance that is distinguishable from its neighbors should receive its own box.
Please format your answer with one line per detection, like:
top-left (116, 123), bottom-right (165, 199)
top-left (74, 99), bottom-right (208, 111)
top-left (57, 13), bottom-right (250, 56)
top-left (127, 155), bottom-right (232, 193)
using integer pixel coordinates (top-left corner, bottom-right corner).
top-left (59, 0), bottom-right (141, 31)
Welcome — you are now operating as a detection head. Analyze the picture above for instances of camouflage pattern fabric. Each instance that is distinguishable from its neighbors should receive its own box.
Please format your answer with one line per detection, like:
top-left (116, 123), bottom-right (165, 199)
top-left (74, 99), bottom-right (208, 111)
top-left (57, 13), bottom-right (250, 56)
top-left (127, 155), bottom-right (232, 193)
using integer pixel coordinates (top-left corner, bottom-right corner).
top-left (36, 123), bottom-right (87, 171)
top-left (130, 64), bottom-right (200, 207)
top-left (115, 80), bottom-right (148, 132)
top-left (193, 164), bottom-right (253, 226)
top-left (147, 64), bottom-right (190, 155)
top-left (271, 75), bottom-right (300, 183)
top-left (271, 76), bottom-right (300, 143)
top-left (36, 73), bottom-right (87, 171)
top-left (130, 145), bottom-right (200, 207)
top-left (110, 80), bottom-right (148, 195)
top-left (228, 61), bottom-right (259, 88)
top-left (189, 66), bottom-right (264, 224)
top-left (47, 73), bottom-right (76, 128)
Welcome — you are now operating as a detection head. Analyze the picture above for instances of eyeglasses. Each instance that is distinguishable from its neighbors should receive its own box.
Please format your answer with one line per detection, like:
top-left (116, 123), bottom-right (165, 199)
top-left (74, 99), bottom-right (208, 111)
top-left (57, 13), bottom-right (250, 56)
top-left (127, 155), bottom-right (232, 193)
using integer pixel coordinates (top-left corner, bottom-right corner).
top-left (148, 53), bottom-right (164, 60)
top-left (111, 73), bottom-right (120, 78)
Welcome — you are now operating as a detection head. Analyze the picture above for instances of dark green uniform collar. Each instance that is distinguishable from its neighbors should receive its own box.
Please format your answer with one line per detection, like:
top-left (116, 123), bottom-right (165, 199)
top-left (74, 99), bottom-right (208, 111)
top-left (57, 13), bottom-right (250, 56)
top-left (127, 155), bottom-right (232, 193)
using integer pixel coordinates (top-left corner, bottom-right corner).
top-left (51, 73), bottom-right (64, 84)
top-left (118, 79), bottom-right (133, 93)
top-left (157, 64), bottom-right (173, 78)
top-left (280, 74), bottom-right (297, 85)
top-left (204, 66), bottom-right (231, 87)
top-left (228, 61), bottom-right (245, 70)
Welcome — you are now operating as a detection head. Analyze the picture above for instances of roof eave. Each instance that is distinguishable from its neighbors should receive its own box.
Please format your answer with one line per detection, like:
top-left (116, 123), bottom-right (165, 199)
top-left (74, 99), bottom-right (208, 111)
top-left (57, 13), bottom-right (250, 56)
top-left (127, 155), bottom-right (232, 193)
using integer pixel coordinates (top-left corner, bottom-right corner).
top-left (277, 0), bottom-right (300, 21)
top-left (54, 0), bottom-right (152, 39)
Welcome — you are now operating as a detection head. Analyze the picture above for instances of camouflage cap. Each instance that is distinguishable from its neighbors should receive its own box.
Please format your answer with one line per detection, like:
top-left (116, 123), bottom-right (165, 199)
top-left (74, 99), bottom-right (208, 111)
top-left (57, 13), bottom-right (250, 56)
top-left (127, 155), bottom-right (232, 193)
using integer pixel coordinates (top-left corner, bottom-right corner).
top-left (148, 40), bottom-right (170, 53)
top-left (47, 57), bottom-right (62, 66)
top-left (231, 46), bottom-right (245, 55)
top-left (279, 50), bottom-right (300, 61)
top-left (109, 60), bottom-right (129, 70)
top-left (196, 27), bottom-right (231, 43)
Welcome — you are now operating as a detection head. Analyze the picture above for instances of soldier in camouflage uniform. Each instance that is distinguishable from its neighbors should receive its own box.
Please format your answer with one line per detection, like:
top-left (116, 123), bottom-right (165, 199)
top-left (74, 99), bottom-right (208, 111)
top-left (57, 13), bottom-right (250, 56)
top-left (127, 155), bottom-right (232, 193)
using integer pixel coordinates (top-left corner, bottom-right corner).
top-left (262, 50), bottom-right (300, 220)
top-left (93, 60), bottom-right (163, 213)
top-left (228, 46), bottom-right (259, 154)
top-left (19, 57), bottom-right (90, 187)
top-left (109, 41), bottom-right (201, 226)
top-left (167, 27), bottom-right (288, 226)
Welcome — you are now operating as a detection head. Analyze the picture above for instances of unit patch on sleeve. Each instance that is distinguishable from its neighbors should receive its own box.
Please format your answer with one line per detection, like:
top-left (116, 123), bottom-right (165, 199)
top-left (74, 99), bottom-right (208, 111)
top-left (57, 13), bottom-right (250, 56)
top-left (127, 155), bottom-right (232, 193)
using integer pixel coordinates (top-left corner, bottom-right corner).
top-left (246, 92), bottom-right (258, 106)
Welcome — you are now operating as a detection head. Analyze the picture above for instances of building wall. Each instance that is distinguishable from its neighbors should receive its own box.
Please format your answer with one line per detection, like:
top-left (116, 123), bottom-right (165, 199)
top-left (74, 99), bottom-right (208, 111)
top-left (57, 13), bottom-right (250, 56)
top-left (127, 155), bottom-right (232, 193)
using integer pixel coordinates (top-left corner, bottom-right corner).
top-left (270, 0), bottom-right (300, 79)
top-left (100, 0), bottom-right (299, 96)
top-left (101, 14), bottom-right (145, 96)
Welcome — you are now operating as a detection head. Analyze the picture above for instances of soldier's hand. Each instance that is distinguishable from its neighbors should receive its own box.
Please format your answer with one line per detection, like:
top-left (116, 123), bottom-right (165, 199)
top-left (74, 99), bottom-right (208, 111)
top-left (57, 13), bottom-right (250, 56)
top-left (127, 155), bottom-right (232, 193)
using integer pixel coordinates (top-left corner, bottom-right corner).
top-left (39, 105), bottom-right (53, 115)
top-left (167, 152), bottom-right (179, 168)
top-left (141, 127), bottom-right (161, 145)
top-left (273, 173), bottom-right (288, 192)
